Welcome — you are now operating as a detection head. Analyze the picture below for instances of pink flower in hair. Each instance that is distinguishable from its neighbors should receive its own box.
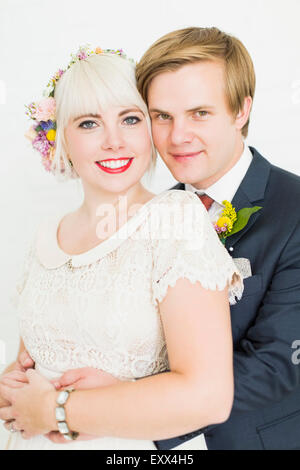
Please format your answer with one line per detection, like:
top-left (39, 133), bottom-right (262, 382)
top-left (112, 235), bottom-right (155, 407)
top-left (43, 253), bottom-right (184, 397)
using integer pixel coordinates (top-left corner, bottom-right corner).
top-left (34, 97), bottom-right (56, 122)
top-left (32, 133), bottom-right (50, 157)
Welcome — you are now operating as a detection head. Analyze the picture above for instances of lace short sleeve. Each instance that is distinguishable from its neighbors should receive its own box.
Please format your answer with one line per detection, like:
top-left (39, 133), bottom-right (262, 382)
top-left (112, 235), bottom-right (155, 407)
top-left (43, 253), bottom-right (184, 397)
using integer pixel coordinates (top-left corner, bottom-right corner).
top-left (151, 191), bottom-right (244, 305)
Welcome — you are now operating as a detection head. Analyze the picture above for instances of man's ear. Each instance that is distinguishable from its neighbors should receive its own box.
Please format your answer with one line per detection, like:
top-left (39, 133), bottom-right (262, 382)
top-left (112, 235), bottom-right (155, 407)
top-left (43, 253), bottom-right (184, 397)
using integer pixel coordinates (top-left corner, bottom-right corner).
top-left (235, 96), bottom-right (252, 131)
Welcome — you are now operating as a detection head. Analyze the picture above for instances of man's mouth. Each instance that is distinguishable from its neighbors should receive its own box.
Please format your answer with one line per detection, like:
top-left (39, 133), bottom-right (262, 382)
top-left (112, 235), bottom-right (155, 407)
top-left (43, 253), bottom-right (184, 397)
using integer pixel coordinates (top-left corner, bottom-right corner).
top-left (171, 151), bottom-right (204, 159)
top-left (95, 158), bottom-right (134, 173)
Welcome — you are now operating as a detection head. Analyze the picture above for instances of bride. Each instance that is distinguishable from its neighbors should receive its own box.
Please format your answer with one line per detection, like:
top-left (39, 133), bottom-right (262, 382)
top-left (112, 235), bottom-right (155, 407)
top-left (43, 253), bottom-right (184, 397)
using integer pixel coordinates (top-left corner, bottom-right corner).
top-left (0, 46), bottom-right (243, 450)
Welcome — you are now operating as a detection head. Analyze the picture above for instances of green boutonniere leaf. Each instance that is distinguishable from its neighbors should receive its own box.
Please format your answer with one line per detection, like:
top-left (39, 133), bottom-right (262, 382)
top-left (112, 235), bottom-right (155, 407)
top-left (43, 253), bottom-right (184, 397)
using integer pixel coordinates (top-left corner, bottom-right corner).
top-left (227, 206), bottom-right (262, 237)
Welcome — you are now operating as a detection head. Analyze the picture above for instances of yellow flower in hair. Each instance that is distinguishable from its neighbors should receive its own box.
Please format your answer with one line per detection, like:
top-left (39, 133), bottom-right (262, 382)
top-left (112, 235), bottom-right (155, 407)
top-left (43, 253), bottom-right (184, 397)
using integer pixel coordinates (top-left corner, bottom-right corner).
top-left (46, 129), bottom-right (56, 142)
top-left (95, 47), bottom-right (103, 54)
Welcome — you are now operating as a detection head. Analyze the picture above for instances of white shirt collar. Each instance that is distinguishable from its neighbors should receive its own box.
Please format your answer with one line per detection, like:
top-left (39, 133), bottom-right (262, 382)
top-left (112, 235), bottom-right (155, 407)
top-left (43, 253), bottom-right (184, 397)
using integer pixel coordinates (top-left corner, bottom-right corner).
top-left (185, 145), bottom-right (253, 206)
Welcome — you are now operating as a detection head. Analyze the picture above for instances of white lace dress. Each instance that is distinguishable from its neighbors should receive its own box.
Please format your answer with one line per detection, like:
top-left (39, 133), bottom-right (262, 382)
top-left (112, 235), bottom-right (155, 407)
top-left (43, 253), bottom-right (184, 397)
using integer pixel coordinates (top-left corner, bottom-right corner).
top-left (6, 190), bottom-right (243, 450)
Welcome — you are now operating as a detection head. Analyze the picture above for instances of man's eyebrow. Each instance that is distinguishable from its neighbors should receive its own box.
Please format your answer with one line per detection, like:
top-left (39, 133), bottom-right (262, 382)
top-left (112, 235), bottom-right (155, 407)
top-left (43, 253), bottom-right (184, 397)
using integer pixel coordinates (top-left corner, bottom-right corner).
top-left (187, 105), bottom-right (216, 112)
top-left (149, 105), bottom-right (216, 114)
top-left (149, 108), bottom-right (167, 114)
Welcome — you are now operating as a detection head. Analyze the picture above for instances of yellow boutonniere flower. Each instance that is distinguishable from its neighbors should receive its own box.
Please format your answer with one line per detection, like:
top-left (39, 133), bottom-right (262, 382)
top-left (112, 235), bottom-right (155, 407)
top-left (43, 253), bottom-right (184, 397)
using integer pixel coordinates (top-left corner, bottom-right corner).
top-left (216, 216), bottom-right (234, 232)
top-left (214, 200), bottom-right (262, 244)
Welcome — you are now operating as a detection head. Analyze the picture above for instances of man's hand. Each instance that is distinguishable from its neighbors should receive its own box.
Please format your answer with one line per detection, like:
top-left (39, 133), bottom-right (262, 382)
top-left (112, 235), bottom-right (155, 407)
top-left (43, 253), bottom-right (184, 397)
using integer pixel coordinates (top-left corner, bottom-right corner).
top-left (17, 350), bottom-right (35, 372)
top-left (52, 367), bottom-right (121, 391)
top-left (45, 367), bottom-right (122, 444)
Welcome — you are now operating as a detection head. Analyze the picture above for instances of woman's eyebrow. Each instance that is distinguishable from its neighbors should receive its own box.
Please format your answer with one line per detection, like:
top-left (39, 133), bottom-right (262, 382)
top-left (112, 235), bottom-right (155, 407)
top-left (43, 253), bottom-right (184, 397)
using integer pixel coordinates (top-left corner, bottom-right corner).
top-left (73, 109), bottom-right (144, 121)
top-left (118, 108), bottom-right (144, 116)
top-left (73, 114), bottom-right (101, 122)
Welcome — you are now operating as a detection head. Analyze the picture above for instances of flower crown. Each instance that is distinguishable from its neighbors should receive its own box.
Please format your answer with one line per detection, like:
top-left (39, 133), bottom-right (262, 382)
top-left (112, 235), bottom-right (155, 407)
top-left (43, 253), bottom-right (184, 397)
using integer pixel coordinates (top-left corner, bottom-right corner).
top-left (25, 46), bottom-right (133, 173)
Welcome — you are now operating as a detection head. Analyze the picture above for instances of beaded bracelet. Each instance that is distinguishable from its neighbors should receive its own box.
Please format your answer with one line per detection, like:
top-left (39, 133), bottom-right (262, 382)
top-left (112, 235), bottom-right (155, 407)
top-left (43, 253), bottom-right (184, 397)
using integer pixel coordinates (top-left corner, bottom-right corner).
top-left (55, 387), bottom-right (79, 441)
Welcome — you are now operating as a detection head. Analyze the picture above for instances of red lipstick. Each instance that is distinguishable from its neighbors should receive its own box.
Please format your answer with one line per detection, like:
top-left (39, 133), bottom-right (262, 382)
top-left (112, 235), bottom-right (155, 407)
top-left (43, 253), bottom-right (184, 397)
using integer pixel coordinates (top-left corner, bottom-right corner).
top-left (95, 158), bottom-right (134, 174)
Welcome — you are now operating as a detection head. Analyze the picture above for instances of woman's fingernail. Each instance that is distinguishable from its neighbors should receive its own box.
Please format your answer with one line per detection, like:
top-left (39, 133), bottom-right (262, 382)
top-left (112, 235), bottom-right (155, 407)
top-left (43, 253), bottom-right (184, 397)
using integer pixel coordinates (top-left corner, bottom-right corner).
top-left (53, 382), bottom-right (60, 389)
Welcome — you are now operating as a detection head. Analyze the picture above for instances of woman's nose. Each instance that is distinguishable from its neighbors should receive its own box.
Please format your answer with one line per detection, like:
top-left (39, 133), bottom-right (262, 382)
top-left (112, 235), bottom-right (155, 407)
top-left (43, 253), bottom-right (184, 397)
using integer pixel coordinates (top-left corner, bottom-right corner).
top-left (101, 127), bottom-right (125, 152)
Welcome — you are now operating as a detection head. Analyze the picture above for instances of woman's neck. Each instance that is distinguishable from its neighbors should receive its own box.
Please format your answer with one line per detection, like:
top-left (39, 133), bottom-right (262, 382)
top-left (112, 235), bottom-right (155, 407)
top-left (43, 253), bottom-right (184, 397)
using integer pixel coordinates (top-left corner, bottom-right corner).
top-left (77, 182), bottom-right (154, 229)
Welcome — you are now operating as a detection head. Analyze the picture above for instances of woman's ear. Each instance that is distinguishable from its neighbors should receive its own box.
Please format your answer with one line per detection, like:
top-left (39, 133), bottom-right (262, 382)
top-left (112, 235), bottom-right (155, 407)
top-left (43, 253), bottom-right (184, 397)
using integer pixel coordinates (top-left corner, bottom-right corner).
top-left (235, 96), bottom-right (252, 131)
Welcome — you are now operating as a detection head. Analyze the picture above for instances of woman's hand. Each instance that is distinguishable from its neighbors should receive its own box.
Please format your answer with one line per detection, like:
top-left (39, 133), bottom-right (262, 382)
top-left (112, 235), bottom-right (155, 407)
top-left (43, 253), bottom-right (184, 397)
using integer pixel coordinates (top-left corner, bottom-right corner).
top-left (45, 367), bottom-right (122, 444)
top-left (1, 371), bottom-right (29, 434)
top-left (0, 350), bottom-right (34, 409)
top-left (0, 370), bottom-right (29, 408)
top-left (0, 369), bottom-right (57, 439)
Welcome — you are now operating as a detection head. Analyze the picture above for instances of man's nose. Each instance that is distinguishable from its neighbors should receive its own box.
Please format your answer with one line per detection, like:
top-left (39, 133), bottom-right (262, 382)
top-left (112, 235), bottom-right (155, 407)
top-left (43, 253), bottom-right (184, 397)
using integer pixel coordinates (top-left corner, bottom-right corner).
top-left (169, 120), bottom-right (194, 146)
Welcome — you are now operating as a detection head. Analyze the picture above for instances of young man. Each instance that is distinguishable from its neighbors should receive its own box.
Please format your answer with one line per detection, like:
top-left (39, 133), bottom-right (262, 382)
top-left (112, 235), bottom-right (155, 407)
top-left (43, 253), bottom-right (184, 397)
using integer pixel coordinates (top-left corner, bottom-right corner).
top-left (134, 26), bottom-right (300, 450)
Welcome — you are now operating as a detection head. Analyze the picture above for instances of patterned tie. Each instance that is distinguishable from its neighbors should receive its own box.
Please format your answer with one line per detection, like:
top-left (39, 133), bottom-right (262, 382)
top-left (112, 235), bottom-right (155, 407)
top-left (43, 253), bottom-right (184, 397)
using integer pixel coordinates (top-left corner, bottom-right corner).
top-left (196, 193), bottom-right (214, 211)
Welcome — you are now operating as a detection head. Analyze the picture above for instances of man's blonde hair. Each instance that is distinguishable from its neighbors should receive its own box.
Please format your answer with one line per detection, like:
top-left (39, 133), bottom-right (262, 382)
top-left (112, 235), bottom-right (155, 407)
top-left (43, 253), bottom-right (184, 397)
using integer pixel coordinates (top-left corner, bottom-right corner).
top-left (136, 27), bottom-right (256, 137)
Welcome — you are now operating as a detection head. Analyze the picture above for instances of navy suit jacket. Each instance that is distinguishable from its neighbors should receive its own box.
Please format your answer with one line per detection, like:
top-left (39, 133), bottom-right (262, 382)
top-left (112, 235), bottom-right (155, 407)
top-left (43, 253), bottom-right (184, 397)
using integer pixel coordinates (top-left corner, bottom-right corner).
top-left (154, 147), bottom-right (300, 450)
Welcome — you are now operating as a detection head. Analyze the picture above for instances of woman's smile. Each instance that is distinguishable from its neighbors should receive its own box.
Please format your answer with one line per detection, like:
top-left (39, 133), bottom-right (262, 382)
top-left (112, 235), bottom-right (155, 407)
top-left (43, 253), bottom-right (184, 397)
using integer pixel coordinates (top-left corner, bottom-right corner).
top-left (95, 157), bottom-right (134, 173)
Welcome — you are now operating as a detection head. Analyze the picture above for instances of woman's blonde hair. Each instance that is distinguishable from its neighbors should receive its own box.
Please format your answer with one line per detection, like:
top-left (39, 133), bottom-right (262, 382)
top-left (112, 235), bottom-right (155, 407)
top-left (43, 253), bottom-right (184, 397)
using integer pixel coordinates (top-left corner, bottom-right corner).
top-left (136, 27), bottom-right (256, 138)
top-left (53, 53), bottom-right (156, 180)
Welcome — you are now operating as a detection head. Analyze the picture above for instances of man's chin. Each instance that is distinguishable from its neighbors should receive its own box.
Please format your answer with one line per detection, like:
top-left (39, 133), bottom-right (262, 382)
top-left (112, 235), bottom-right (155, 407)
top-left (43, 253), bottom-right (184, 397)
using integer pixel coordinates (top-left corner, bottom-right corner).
top-left (162, 161), bottom-right (207, 184)
top-left (169, 170), bottom-right (207, 186)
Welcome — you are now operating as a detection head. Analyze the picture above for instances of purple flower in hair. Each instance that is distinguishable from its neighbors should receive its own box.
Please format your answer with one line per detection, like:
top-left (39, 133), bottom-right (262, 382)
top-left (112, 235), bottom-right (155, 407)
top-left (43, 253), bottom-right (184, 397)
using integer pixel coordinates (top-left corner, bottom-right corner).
top-left (40, 120), bottom-right (55, 131)
top-left (32, 132), bottom-right (50, 157)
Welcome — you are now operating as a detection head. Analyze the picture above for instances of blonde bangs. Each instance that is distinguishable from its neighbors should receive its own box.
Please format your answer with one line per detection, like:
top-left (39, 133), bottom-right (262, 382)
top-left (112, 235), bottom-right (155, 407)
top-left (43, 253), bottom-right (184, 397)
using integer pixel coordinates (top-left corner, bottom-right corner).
top-left (55, 54), bottom-right (147, 127)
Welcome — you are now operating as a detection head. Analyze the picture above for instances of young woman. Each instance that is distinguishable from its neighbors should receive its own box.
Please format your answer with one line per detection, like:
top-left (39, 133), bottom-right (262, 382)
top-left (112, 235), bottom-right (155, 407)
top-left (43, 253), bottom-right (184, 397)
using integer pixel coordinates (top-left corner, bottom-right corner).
top-left (0, 47), bottom-right (243, 450)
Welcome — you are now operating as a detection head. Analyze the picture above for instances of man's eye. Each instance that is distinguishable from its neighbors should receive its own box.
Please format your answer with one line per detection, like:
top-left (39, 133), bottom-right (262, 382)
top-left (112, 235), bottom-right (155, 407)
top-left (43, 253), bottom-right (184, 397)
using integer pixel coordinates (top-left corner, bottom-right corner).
top-left (123, 116), bottom-right (141, 125)
top-left (79, 120), bottom-right (97, 129)
top-left (156, 113), bottom-right (171, 121)
top-left (195, 111), bottom-right (209, 118)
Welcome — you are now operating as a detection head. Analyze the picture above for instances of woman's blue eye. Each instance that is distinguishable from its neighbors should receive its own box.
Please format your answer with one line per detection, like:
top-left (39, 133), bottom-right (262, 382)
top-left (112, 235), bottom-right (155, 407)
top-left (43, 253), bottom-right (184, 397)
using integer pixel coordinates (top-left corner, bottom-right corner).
top-left (123, 116), bottom-right (141, 125)
top-left (79, 120), bottom-right (96, 129)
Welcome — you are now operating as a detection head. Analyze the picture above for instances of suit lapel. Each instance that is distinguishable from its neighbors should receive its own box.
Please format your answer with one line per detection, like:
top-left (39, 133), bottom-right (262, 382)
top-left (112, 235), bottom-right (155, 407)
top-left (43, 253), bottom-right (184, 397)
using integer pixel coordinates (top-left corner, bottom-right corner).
top-left (170, 182), bottom-right (185, 191)
top-left (225, 187), bottom-right (262, 248)
top-left (225, 147), bottom-right (271, 249)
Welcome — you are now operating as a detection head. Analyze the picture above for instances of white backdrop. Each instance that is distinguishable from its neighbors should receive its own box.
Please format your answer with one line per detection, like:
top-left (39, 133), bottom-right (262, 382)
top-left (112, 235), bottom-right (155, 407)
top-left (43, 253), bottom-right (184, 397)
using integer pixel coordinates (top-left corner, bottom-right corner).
top-left (0, 0), bottom-right (300, 448)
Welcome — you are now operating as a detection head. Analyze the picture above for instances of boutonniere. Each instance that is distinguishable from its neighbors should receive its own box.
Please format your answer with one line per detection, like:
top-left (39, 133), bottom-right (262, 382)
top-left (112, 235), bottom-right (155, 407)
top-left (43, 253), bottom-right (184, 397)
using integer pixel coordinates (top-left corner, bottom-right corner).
top-left (214, 200), bottom-right (262, 245)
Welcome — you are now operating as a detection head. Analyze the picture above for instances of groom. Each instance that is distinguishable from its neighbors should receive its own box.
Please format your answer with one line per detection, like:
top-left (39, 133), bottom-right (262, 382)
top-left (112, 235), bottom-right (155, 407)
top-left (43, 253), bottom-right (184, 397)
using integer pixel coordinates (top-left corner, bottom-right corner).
top-left (16, 27), bottom-right (300, 449)
top-left (134, 27), bottom-right (300, 450)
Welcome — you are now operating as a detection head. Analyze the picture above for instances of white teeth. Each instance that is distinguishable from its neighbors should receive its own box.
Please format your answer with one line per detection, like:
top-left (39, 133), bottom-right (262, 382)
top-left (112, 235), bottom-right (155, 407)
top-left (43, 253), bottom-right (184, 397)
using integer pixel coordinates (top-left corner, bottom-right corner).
top-left (97, 159), bottom-right (131, 169)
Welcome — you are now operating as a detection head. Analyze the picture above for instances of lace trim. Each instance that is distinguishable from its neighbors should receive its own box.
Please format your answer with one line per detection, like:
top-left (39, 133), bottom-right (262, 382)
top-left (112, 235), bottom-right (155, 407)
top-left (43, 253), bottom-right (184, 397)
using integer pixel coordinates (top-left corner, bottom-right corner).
top-left (153, 251), bottom-right (243, 305)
